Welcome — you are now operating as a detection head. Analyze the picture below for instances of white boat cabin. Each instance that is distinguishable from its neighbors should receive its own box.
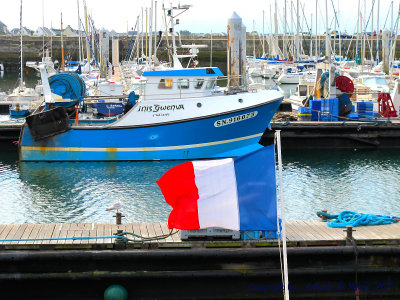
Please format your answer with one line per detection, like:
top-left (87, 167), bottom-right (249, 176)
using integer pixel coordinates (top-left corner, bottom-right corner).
top-left (141, 67), bottom-right (224, 100)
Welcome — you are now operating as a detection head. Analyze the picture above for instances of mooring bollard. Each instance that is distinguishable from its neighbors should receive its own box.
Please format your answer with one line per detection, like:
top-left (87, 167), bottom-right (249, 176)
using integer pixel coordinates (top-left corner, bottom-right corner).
top-left (114, 212), bottom-right (125, 225)
top-left (345, 226), bottom-right (355, 245)
top-left (321, 209), bottom-right (328, 222)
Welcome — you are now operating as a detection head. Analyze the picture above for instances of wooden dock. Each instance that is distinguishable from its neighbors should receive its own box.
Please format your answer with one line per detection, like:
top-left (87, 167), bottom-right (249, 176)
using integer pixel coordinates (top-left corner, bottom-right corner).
top-left (1, 220), bottom-right (400, 299)
top-left (1, 220), bottom-right (400, 250)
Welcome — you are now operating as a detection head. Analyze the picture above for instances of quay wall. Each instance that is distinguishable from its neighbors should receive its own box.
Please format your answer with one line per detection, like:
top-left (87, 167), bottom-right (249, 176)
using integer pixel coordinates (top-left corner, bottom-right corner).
top-left (0, 35), bottom-right (395, 71)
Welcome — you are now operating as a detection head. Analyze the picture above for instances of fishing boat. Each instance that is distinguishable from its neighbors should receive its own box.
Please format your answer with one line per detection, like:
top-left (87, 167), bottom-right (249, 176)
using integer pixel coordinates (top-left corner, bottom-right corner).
top-left (9, 103), bottom-right (30, 117)
top-left (19, 67), bottom-right (283, 161)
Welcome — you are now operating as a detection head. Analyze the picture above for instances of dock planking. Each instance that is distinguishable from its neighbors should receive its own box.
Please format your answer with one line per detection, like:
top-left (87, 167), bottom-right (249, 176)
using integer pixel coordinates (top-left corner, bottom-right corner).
top-left (0, 220), bottom-right (399, 250)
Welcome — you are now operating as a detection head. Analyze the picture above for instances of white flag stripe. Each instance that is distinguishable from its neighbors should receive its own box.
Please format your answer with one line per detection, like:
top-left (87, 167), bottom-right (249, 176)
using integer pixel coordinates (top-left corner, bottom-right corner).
top-left (193, 158), bottom-right (240, 230)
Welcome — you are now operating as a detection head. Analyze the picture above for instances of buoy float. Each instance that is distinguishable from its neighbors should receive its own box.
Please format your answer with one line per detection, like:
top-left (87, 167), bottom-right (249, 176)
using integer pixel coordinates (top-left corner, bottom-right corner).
top-left (104, 284), bottom-right (128, 300)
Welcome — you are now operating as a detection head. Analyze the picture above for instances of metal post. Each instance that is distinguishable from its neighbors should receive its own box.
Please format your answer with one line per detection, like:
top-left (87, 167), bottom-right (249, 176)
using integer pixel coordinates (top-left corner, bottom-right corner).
top-left (345, 226), bottom-right (354, 245)
top-left (114, 212), bottom-right (125, 225)
top-left (276, 130), bottom-right (290, 300)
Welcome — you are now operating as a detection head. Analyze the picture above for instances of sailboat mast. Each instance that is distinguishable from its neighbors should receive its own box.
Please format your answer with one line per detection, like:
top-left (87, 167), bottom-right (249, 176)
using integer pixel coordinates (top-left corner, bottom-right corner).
top-left (77, 0), bottom-right (82, 62)
top-left (61, 13), bottom-right (65, 72)
top-left (148, 1), bottom-right (153, 66)
top-left (326, 0), bottom-right (330, 61)
top-left (262, 10), bottom-right (265, 57)
top-left (371, 0), bottom-right (374, 63)
top-left (84, 0), bottom-right (90, 62)
top-left (296, 0), bottom-right (299, 60)
top-left (19, 0), bottom-right (23, 89)
top-left (376, 0), bottom-right (380, 62)
top-left (315, 0), bottom-right (318, 59)
top-left (42, 0), bottom-right (45, 59)
top-left (154, 0), bottom-right (157, 56)
top-left (284, 0), bottom-right (287, 58)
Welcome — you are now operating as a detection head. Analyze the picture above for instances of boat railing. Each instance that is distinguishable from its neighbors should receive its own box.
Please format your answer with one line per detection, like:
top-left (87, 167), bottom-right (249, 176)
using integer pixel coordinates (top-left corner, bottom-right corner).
top-left (138, 74), bottom-right (265, 100)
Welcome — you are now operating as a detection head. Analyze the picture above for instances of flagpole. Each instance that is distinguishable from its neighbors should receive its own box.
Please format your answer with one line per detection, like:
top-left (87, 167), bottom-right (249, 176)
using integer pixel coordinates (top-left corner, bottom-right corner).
top-left (276, 130), bottom-right (290, 300)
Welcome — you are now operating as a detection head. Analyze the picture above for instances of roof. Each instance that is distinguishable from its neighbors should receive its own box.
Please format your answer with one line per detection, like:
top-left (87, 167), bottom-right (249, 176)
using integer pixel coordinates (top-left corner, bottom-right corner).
top-left (142, 67), bottom-right (224, 77)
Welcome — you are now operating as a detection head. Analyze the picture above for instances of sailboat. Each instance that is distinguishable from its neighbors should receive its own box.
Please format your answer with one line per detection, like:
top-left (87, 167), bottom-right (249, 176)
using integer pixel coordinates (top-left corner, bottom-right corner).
top-left (7, 0), bottom-right (41, 117)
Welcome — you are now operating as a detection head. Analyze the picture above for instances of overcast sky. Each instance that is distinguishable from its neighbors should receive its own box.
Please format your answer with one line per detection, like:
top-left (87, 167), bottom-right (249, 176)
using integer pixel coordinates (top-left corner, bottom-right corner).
top-left (0, 0), bottom-right (398, 34)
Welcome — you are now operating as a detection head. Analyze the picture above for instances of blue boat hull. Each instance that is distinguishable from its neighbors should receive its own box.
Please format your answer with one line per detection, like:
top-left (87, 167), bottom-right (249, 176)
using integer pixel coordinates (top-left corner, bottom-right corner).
top-left (10, 109), bottom-right (30, 117)
top-left (20, 100), bottom-right (282, 161)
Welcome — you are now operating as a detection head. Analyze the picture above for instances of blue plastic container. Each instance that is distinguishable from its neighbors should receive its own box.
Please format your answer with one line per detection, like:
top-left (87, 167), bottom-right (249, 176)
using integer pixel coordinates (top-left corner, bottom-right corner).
top-left (347, 113), bottom-right (359, 119)
top-left (309, 100), bottom-right (322, 121)
top-left (357, 102), bottom-right (374, 118)
top-left (298, 107), bottom-right (311, 121)
top-left (320, 98), bottom-right (339, 121)
top-left (330, 98), bottom-right (339, 121)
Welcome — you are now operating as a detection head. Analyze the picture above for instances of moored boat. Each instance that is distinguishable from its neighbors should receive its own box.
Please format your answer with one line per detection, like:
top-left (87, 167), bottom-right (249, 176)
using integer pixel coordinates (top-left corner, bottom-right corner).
top-left (19, 67), bottom-right (283, 161)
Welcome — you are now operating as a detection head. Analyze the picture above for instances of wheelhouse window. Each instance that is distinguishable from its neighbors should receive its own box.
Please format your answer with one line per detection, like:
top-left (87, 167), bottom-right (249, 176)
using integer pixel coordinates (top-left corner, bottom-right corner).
top-left (206, 79), bottom-right (215, 89)
top-left (195, 79), bottom-right (204, 89)
top-left (158, 78), bottom-right (173, 89)
top-left (177, 78), bottom-right (190, 89)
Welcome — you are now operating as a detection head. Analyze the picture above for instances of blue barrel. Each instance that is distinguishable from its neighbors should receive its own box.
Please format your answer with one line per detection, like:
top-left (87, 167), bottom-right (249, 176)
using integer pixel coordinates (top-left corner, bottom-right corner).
top-left (309, 100), bottom-right (322, 121)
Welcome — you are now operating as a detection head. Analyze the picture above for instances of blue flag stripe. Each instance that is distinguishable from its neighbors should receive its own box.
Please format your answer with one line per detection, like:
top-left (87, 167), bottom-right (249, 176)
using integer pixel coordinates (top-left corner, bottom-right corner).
top-left (233, 145), bottom-right (277, 231)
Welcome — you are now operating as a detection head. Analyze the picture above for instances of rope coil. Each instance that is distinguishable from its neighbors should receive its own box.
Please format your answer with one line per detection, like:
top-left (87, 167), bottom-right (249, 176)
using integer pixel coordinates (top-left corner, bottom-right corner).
top-left (316, 210), bottom-right (399, 228)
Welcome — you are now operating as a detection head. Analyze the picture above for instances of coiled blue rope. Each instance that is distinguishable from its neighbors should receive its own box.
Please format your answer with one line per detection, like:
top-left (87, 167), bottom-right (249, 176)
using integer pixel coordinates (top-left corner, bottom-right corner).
top-left (48, 72), bottom-right (86, 108)
top-left (316, 211), bottom-right (399, 228)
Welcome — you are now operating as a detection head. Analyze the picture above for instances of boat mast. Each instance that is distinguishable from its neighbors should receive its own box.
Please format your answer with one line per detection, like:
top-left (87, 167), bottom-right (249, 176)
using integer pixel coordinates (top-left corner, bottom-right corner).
top-left (145, 8), bottom-right (148, 60)
top-left (274, 0), bottom-right (278, 58)
top-left (154, 0), bottom-right (157, 57)
top-left (61, 13), bottom-right (65, 72)
top-left (371, 0), bottom-right (374, 64)
top-left (141, 7), bottom-right (144, 59)
top-left (376, 0), bottom-right (380, 62)
top-left (253, 20), bottom-right (256, 58)
top-left (262, 10), bottom-right (265, 57)
top-left (148, 1), bottom-right (153, 66)
top-left (42, 0), bottom-right (45, 59)
top-left (210, 29), bottom-right (213, 67)
top-left (326, 0), bottom-right (331, 62)
top-left (84, 0), bottom-right (90, 62)
top-left (315, 0), bottom-right (318, 59)
top-left (19, 0), bottom-right (23, 90)
top-left (362, 0), bottom-right (366, 73)
top-left (296, 0), bottom-right (299, 61)
top-left (77, 0), bottom-right (82, 62)
top-left (284, 0), bottom-right (287, 58)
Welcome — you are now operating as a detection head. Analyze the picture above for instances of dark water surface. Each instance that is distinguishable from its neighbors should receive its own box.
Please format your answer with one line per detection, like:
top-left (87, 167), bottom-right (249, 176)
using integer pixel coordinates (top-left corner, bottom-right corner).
top-left (1, 149), bottom-right (400, 224)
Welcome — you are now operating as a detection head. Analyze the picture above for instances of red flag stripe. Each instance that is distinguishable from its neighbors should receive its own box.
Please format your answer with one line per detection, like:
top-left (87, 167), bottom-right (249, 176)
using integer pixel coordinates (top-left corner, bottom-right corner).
top-left (156, 162), bottom-right (200, 230)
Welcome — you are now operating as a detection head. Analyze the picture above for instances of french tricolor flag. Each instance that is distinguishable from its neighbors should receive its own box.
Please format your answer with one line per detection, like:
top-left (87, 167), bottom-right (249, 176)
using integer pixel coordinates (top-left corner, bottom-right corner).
top-left (156, 145), bottom-right (277, 231)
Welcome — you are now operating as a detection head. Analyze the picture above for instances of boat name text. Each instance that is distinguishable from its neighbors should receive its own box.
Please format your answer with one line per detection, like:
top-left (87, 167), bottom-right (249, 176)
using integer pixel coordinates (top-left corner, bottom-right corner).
top-left (214, 111), bottom-right (258, 127)
top-left (138, 104), bottom-right (185, 112)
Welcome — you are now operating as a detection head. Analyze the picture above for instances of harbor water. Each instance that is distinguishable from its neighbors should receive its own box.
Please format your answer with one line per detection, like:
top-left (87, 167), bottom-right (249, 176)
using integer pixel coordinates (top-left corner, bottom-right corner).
top-left (1, 149), bottom-right (400, 224)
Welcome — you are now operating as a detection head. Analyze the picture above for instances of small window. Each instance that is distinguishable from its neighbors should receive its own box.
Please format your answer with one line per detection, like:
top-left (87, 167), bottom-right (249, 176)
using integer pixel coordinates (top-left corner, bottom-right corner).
top-left (158, 78), bottom-right (173, 89)
top-left (206, 79), bottom-right (215, 89)
top-left (177, 78), bottom-right (190, 89)
top-left (299, 85), bottom-right (307, 96)
top-left (206, 68), bottom-right (215, 74)
top-left (195, 79), bottom-right (204, 89)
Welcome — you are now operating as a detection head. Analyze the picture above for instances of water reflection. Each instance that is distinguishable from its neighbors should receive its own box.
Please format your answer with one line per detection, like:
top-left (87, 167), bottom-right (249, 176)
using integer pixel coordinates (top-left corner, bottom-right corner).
top-left (1, 156), bottom-right (182, 224)
top-left (1, 149), bottom-right (400, 224)
top-left (280, 149), bottom-right (400, 220)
